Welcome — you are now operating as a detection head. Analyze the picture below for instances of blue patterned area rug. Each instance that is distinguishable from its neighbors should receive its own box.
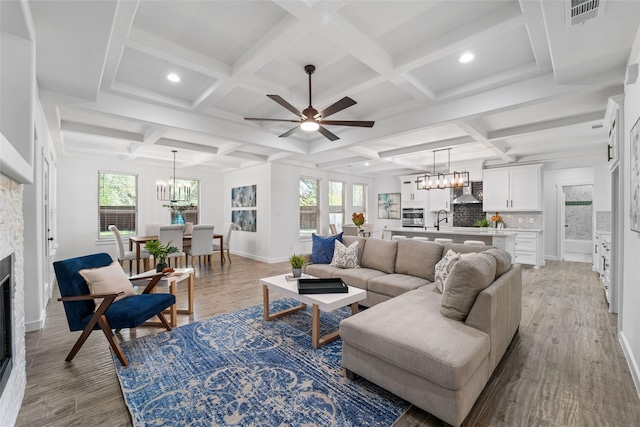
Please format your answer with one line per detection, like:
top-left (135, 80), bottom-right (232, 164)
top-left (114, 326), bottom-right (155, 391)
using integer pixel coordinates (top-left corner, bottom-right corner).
top-left (114, 298), bottom-right (410, 426)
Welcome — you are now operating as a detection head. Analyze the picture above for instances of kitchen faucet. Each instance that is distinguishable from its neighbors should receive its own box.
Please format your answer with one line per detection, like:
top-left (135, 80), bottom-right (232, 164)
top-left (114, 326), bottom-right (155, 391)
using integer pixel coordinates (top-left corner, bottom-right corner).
top-left (435, 209), bottom-right (448, 231)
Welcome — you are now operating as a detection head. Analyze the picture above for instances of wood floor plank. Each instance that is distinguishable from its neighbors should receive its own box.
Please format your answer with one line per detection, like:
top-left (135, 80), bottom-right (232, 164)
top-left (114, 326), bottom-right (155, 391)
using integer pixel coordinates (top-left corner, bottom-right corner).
top-left (14, 258), bottom-right (640, 427)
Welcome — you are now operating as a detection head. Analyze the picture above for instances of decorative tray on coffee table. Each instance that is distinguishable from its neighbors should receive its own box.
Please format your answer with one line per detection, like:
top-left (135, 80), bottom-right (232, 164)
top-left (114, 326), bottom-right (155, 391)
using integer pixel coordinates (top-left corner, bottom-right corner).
top-left (297, 278), bottom-right (348, 294)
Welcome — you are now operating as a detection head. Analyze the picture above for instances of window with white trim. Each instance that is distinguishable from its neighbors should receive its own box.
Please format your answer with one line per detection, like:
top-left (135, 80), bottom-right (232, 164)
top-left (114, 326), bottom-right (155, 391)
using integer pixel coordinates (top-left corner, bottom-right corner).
top-left (353, 183), bottom-right (367, 218)
top-left (300, 177), bottom-right (319, 238)
top-left (98, 171), bottom-right (137, 239)
top-left (329, 180), bottom-right (345, 231)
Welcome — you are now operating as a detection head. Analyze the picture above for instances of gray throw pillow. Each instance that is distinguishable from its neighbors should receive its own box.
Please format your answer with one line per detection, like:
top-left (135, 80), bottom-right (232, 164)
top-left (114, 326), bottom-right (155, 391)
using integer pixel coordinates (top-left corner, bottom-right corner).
top-left (483, 248), bottom-right (512, 279)
top-left (440, 252), bottom-right (497, 321)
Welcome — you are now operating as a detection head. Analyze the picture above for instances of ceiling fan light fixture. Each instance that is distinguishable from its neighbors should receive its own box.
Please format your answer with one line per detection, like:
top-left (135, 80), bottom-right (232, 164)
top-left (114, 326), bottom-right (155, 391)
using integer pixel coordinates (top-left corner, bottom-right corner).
top-left (301, 120), bottom-right (320, 131)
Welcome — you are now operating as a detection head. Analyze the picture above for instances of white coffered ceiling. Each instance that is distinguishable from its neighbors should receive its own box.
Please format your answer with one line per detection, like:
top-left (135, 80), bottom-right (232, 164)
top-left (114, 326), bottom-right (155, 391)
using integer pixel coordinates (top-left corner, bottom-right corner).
top-left (28, 0), bottom-right (640, 176)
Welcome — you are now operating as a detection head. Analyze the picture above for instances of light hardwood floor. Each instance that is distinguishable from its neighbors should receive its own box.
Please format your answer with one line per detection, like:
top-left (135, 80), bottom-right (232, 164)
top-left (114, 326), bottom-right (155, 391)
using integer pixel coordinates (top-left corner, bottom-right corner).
top-left (15, 258), bottom-right (640, 426)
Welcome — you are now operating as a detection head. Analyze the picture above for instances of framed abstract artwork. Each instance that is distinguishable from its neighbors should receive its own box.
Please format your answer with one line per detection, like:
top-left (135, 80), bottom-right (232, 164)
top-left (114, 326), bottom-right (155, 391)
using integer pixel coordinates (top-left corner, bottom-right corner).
top-left (631, 116), bottom-right (640, 232)
top-left (378, 193), bottom-right (401, 219)
top-left (231, 185), bottom-right (257, 208)
top-left (232, 209), bottom-right (257, 232)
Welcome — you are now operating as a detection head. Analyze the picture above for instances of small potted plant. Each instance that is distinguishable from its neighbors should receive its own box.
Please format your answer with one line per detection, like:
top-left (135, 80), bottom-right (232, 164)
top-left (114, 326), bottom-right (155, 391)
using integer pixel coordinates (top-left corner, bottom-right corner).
top-left (144, 239), bottom-right (179, 272)
top-left (288, 253), bottom-right (306, 278)
top-left (473, 217), bottom-right (491, 228)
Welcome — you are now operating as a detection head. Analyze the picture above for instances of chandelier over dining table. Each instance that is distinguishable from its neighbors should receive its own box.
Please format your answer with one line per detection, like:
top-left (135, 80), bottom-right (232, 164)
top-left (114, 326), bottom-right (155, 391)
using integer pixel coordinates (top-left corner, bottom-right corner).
top-left (416, 148), bottom-right (470, 190)
top-left (156, 150), bottom-right (191, 202)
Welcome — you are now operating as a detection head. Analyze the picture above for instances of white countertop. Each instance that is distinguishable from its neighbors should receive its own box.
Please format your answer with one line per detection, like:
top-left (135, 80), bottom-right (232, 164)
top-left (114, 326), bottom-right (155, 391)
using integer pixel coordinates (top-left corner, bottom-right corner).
top-left (390, 227), bottom-right (517, 237)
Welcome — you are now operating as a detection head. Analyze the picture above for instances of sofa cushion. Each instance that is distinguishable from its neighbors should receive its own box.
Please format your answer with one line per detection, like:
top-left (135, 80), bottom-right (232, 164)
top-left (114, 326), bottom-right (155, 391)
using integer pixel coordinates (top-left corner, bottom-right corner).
top-left (441, 243), bottom-right (491, 257)
top-left (434, 249), bottom-right (461, 293)
top-left (395, 239), bottom-right (443, 281)
top-left (330, 240), bottom-right (360, 269)
top-left (483, 248), bottom-right (512, 278)
top-left (360, 238), bottom-right (397, 274)
top-left (339, 289), bottom-right (490, 390)
top-left (368, 274), bottom-right (431, 298)
top-left (332, 268), bottom-right (386, 291)
top-left (311, 232), bottom-right (343, 264)
top-left (441, 253), bottom-right (497, 321)
top-left (305, 263), bottom-right (341, 278)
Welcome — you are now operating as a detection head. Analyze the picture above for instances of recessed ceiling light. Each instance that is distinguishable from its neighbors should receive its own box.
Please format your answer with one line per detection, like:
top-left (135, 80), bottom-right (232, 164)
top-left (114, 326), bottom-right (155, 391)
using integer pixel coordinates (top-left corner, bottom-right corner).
top-left (459, 52), bottom-right (475, 64)
top-left (364, 162), bottom-right (370, 166)
top-left (167, 73), bottom-right (181, 83)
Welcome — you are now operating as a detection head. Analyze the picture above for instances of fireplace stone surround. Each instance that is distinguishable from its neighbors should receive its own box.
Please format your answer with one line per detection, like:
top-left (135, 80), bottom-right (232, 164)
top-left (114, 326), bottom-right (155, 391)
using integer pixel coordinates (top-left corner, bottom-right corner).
top-left (0, 173), bottom-right (26, 425)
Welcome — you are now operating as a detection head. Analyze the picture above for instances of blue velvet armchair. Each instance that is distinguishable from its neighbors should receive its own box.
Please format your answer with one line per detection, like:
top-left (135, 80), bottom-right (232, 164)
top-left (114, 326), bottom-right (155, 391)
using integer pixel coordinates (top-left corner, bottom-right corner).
top-left (54, 252), bottom-right (176, 366)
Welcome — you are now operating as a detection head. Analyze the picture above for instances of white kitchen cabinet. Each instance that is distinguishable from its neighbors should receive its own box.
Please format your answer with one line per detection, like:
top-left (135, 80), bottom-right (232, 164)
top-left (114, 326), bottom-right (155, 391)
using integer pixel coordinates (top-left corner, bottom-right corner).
top-left (513, 231), bottom-right (542, 268)
top-left (483, 165), bottom-right (542, 211)
top-left (430, 188), bottom-right (451, 212)
top-left (605, 95), bottom-right (623, 171)
top-left (400, 175), bottom-right (426, 206)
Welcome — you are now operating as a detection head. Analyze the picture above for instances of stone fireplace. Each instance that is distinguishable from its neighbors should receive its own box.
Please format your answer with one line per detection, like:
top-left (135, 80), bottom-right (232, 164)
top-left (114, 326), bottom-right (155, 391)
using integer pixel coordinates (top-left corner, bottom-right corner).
top-left (0, 173), bottom-right (26, 425)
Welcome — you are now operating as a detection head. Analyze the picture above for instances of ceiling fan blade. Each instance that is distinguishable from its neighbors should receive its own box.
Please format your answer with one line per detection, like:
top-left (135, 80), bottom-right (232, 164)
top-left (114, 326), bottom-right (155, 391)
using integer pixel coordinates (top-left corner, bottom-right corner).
top-left (267, 95), bottom-right (303, 117)
top-left (279, 126), bottom-right (299, 138)
top-left (245, 118), bottom-right (300, 123)
top-left (317, 97), bottom-right (357, 119)
top-left (317, 125), bottom-right (340, 141)
top-left (319, 120), bottom-right (375, 128)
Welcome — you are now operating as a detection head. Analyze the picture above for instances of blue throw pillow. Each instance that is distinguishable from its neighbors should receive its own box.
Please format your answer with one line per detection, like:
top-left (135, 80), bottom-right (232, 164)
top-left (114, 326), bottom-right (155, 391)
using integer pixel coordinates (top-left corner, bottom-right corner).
top-left (311, 232), bottom-right (343, 264)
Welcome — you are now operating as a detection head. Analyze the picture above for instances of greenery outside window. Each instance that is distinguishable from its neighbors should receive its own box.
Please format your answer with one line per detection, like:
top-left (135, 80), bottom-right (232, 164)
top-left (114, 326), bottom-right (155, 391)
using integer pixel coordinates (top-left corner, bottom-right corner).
top-left (99, 171), bottom-right (137, 239)
top-left (329, 180), bottom-right (345, 231)
top-left (353, 183), bottom-right (367, 217)
top-left (300, 177), bottom-right (319, 239)
top-left (168, 178), bottom-right (200, 224)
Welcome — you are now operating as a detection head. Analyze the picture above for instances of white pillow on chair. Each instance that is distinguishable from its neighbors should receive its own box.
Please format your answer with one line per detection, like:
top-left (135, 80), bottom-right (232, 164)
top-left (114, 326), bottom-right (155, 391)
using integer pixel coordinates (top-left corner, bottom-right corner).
top-left (79, 261), bottom-right (136, 302)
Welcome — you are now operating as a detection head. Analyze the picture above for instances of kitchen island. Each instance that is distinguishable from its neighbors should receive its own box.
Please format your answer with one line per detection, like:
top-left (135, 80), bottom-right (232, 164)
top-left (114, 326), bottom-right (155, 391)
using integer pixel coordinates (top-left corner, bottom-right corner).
top-left (387, 226), bottom-right (516, 258)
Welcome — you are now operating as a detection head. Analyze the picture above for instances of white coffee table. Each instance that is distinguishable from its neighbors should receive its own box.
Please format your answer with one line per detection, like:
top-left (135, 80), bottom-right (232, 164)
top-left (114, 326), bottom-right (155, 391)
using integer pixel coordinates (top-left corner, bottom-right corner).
top-left (259, 274), bottom-right (366, 348)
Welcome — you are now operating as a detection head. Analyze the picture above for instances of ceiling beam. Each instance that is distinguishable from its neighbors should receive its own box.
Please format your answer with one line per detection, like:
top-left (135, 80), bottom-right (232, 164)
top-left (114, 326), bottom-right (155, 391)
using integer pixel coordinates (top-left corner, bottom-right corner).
top-left (379, 136), bottom-right (475, 158)
top-left (488, 111), bottom-right (606, 140)
top-left (455, 119), bottom-right (516, 163)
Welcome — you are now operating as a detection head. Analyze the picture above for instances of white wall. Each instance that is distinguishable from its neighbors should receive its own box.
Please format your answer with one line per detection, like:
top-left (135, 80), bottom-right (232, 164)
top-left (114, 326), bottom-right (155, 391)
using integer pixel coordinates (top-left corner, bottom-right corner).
top-left (620, 26), bottom-right (640, 396)
top-left (56, 157), bottom-right (223, 262)
top-left (542, 166), bottom-right (596, 260)
top-left (373, 175), bottom-right (403, 235)
top-left (22, 97), bottom-right (57, 331)
top-left (224, 163), bottom-right (376, 263)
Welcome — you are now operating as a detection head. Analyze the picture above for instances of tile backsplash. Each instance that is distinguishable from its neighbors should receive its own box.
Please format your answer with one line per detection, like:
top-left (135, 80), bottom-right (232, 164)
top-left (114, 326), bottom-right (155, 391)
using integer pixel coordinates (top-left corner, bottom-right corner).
top-left (596, 211), bottom-right (611, 232)
top-left (452, 182), bottom-right (484, 227)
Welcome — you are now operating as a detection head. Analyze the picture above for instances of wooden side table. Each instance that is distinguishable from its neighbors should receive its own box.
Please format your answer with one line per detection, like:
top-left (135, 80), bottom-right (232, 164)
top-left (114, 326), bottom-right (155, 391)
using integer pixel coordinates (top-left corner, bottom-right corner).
top-left (132, 268), bottom-right (194, 326)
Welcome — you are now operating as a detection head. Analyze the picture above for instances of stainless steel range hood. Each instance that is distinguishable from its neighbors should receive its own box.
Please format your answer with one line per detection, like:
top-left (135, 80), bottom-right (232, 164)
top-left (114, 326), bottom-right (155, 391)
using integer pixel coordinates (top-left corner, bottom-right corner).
top-left (452, 185), bottom-right (480, 204)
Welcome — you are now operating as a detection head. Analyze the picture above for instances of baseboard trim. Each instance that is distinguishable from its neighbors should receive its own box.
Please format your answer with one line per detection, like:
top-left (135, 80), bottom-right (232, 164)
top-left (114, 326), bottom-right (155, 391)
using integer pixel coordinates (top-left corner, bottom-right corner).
top-left (619, 331), bottom-right (640, 399)
top-left (25, 308), bottom-right (47, 332)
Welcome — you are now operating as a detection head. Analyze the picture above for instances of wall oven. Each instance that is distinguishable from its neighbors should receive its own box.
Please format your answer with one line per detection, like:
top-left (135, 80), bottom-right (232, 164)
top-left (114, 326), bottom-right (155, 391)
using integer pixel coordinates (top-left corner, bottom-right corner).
top-left (402, 208), bottom-right (425, 227)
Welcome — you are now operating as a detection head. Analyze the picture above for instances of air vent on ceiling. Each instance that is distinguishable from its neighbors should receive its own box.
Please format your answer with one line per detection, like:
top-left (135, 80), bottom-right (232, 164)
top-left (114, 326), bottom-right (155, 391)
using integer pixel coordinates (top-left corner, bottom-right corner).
top-left (568, 0), bottom-right (601, 26)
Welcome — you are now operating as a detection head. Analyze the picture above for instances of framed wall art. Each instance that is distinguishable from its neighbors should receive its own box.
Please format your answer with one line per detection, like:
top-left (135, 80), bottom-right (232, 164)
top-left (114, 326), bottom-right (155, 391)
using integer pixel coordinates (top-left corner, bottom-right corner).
top-left (631, 116), bottom-right (640, 232)
top-left (232, 209), bottom-right (257, 232)
top-left (231, 185), bottom-right (257, 208)
top-left (378, 193), bottom-right (401, 219)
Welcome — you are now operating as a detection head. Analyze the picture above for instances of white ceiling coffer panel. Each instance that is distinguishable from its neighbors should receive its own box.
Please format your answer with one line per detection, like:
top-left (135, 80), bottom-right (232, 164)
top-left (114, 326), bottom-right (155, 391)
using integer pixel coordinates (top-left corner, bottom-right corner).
top-left (27, 0), bottom-right (640, 176)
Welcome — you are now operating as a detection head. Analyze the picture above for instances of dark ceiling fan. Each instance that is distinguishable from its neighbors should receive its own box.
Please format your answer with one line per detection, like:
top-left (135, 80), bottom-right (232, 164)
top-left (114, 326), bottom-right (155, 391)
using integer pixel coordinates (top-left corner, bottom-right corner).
top-left (244, 64), bottom-right (374, 141)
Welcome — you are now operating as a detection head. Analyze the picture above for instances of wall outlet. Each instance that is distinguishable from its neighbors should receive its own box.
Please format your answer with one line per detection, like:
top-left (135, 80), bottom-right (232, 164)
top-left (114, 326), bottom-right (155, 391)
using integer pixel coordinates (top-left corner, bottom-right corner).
top-left (518, 217), bottom-right (523, 223)
top-left (529, 218), bottom-right (534, 223)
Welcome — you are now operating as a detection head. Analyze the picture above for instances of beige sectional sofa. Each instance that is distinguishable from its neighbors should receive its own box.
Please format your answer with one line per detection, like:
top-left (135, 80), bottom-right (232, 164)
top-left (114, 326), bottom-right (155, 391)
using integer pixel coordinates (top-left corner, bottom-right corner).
top-left (304, 236), bottom-right (522, 427)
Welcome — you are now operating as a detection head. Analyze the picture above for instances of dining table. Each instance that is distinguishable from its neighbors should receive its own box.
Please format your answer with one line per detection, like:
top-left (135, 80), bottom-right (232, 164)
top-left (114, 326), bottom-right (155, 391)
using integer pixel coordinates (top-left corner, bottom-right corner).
top-left (129, 233), bottom-right (224, 273)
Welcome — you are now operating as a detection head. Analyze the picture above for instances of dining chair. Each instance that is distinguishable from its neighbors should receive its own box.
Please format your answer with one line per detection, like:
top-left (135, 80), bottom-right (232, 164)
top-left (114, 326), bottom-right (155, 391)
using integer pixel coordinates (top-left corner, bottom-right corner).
top-left (158, 224), bottom-right (186, 267)
top-left (185, 224), bottom-right (215, 269)
top-left (342, 225), bottom-right (358, 236)
top-left (53, 252), bottom-right (175, 366)
top-left (184, 222), bottom-right (194, 236)
top-left (109, 225), bottom-right (150, 273)
top-left (144, 224), bottom-right (161, 236)
top-left (329, 224), bottom-right (338, 235)
top-left (213, 222), bottom-right (234, 264)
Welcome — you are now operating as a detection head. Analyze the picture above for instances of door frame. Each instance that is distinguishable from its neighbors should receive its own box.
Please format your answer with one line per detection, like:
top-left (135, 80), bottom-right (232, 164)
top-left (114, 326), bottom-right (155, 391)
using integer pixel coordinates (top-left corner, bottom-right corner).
top-left (556, 181), bottom-right (594, 261)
